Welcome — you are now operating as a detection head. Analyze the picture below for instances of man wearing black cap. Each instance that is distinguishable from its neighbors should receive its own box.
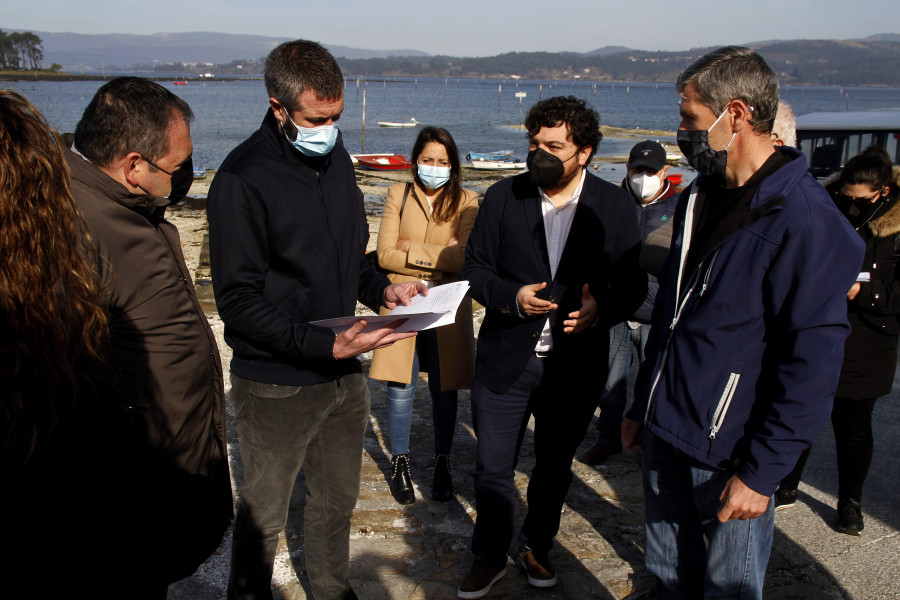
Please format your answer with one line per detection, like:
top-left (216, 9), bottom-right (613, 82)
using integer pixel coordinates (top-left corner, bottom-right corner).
top-left (581, 140), bottom-right (680, 465)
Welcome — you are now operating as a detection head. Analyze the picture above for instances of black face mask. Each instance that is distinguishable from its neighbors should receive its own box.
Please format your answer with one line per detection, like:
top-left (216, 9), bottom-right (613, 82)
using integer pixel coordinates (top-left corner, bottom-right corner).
top-left (527, 147), bottom-right (578, 189)
top-left (676, 129), bottom-right (729, 177)
top-left (676, 109), bottom-right (733, 177)
top-left (166, 156), bottom-right (194, 205)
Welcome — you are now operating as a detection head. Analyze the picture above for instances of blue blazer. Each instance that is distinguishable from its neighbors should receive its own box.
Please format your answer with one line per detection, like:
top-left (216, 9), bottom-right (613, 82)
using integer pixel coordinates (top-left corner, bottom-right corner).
top-left (461, 171), bottom-right (646, 394)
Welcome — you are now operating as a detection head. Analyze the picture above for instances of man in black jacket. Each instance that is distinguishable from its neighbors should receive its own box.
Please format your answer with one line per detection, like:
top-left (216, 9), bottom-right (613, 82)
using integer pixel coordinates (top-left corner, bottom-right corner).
top-left (457, 96), bottom-right (646, 598)
top-left (208, 40), bottom-right (422, 600)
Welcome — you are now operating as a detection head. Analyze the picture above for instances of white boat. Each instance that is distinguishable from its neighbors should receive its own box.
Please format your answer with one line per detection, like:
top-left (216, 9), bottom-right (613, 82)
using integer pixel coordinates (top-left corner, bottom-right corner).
top-left (377, 118), bottom-right (419, 128)
top-left (468, 159), bottom-right (527, 171)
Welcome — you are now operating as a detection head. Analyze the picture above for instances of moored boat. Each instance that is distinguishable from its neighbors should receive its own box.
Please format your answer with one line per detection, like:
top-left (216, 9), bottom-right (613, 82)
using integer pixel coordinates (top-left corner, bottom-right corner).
top-left (356, 155), bottom-right (412, 171)
top-left (350, 153), bottom-right (396, 165)
top-left (377, 118), bottom-right (419, 128)
top-left (466, 150), bottom-right (515, 161)
top-left (468, 159), bottom-right (527, 171)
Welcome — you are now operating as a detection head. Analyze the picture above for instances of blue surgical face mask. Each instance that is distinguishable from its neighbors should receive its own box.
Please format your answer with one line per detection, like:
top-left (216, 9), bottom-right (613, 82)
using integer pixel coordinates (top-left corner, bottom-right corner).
top-left (282, 112), bottom-right (339, 157)
top-left (417, 164), bottom-right (451, 190)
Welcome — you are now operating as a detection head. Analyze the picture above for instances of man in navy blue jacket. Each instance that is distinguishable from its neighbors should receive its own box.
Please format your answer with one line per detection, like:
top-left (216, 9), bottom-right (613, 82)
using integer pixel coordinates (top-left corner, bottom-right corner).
top-left (208, 40), bottom-right (423, 600)
top-left (622, 47), bottom-right (865, 599)
top-left (457, 96), bottom-right (646, 598)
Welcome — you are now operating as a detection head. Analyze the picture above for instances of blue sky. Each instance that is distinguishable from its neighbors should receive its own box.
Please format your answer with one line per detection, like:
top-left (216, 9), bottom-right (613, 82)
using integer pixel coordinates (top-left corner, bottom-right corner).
top-left (6, 0), bottom-right (898, 57)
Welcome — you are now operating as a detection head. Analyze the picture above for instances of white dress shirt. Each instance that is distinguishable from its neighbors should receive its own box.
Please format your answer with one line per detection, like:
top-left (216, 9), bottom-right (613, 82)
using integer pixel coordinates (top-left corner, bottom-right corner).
top-left (533, 170), bottom-right (586, 352)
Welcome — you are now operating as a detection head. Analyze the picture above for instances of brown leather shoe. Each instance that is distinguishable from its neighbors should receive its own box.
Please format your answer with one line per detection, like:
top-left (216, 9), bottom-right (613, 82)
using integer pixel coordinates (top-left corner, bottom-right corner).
top-left (580, 441), bottom-right (622, 465)
top-left (457, 556), bottom-right (507, 599)
top-left (519, 545), bottom-right (557, 588)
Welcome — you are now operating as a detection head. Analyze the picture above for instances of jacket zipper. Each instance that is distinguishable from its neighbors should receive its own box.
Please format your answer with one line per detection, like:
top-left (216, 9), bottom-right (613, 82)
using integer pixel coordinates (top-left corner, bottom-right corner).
top-left (708, 372), bottom-right (740, 440)
top-left (642, 180), bottom-right (719, 423)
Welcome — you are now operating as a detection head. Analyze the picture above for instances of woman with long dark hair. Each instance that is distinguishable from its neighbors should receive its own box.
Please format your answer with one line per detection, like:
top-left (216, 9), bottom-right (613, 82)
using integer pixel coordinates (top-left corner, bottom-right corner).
top-left (369, 126), bottom-right (478, 504)
top-left (776, 148), bottom-right (900, 535)
top-left (0, 90), bottom-right (108, 468)
top-left (1, 90), bottom-right (118, 593)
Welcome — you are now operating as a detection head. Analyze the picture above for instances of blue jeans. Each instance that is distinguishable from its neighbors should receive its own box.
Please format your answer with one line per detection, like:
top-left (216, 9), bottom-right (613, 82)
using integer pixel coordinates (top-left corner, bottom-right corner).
top-left (228, 372), bottom-right (370, 600)
top-left (596, 322), bottom-right (649, 448)
top-left (642, 431), bottom-right (774, 600)
top-left (385, 329), bottom-right (458, 456)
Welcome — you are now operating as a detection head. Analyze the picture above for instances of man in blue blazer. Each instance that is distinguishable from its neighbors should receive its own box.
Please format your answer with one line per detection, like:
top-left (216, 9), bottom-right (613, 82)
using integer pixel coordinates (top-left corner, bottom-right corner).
top-left (457, 96), bottom-right (647, 598)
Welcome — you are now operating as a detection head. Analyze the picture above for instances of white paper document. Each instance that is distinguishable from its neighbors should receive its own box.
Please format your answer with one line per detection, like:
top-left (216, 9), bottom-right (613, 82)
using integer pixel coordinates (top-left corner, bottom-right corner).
top-left (311, 280), bottom-right (470, 334)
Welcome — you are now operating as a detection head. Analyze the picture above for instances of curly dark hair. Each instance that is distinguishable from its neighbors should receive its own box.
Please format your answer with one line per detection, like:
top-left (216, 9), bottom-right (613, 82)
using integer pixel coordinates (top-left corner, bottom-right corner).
top-left (524, 96), bottom-right (602, 160)
top-left (410, 126), bottom-right (464, 223)
top-left (1, 91), bottom-right (108, 467)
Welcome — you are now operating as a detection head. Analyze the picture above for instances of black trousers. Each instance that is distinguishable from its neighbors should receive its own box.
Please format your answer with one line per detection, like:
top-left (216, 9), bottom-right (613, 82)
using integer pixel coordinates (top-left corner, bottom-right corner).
top-left (780, 396), bottom-right (876, 503)
top-left (470, 353), bottom-right (599, 562)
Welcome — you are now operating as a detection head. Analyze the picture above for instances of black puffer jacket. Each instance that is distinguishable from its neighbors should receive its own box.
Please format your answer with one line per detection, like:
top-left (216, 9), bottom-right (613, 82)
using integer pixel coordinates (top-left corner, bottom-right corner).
top-left (832, 170), bottom-right (900, 399)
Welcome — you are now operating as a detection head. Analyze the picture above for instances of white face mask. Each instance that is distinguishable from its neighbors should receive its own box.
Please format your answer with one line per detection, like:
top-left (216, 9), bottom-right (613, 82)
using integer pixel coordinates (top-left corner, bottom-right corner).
top-left (629, 173), bottom-right (663, 200)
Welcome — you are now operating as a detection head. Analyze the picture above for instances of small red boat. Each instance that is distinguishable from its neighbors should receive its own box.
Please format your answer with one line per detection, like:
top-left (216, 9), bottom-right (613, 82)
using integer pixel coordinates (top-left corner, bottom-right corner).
top-left (173, 81), bottom-right (187, 86)
top-left (667, 173), bottom-right (685, 186)
top-left (356, 155), bottom-right (411, 171)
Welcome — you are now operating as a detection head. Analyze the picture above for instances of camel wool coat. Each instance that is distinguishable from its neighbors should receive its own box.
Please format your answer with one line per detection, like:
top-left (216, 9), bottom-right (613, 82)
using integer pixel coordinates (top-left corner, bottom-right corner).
top-left (369, 181), bottom-right (478, 389)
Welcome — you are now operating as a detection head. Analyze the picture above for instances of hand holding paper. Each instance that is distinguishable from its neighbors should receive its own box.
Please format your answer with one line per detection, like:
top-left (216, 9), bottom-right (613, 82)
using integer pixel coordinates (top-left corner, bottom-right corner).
top-left (313, 280), bottom-right (471, 335)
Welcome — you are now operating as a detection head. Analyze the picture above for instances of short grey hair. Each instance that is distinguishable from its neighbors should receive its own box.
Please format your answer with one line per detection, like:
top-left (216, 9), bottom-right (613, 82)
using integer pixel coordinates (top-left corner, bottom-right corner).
top-left (676, 46), bottom-right (779, 136)
top-left (772, 101), bottom-right (797, 148)
top-left (264, 40), bottom-right (344, 112)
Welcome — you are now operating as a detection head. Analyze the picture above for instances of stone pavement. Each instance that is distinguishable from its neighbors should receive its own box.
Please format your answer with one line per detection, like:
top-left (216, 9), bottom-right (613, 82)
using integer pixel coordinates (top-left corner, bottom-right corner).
top-left (169, 357), bottom-right (900, 599)
top-left (167, 209), bottom-right (900, 600)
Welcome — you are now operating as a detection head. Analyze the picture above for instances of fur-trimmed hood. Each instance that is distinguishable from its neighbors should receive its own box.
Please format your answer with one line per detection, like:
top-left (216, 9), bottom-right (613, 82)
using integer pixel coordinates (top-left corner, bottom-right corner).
top-left (868, 165), bottom-right (900, 238)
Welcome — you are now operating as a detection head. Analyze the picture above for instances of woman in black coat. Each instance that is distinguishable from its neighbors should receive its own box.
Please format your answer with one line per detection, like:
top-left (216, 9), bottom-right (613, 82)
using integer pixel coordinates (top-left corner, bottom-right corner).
top-left (776, 149), bottom-right (900, 535)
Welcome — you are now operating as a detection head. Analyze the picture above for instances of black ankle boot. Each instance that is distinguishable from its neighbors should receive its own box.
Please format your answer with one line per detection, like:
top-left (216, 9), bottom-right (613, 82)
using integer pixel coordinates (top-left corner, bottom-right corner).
top-left (432, 453), bottom-right (453, 501)
top-left (390, 454), bottom-right (415, 505)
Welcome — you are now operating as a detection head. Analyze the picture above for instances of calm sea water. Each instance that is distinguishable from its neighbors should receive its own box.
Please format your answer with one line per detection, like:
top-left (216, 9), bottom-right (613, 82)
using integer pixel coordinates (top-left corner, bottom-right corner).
top-left (7, 77), bottom-right (900, 172)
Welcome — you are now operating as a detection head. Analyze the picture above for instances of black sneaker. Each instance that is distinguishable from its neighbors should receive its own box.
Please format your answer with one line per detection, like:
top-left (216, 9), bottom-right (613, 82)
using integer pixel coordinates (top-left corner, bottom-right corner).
top-left (774, 488), bottom-right (798, 511)
top-left (457, 556), bottom-right (507, 599)
top-left (519, 545), bottom-right (557, 588)
top-left (837, 498), bottom-right (864, 535)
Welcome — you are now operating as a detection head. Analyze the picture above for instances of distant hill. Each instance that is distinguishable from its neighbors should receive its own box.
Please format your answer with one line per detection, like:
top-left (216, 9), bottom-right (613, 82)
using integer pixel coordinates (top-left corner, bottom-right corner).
top-left (584, 46), bottom-right (631, 56)
top-left (860, 33), bottom-right (900, 42)
top-left (13, 29), bottom-right (900, 85)
top-left (23, 30), bottom-right (428, 70)
top-left (337, 40), bottom-right (900, 86)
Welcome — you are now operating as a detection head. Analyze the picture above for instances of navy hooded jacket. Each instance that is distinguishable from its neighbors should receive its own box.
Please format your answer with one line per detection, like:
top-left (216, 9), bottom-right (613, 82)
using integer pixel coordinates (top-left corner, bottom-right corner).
top-left (629, 148), bottom-right (865, 496)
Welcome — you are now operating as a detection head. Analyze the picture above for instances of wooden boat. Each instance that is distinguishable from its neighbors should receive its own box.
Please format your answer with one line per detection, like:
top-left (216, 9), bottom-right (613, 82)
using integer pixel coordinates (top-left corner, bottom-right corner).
top-left (356, 155), bottom-right (412, 171)
top-left (350, 153), bottom-right (396, 165)
top-left (466, 150), bottom-right (514, 161)
top-left (376, 118), bottom-right (419, 128)
top-left (468, 159), bottom-right (527, 171)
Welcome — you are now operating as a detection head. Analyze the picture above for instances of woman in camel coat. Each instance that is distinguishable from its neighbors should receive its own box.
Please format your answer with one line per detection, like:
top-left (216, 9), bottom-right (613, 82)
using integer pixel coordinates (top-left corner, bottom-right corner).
top-left (369, 126), bottom-right (478, 504)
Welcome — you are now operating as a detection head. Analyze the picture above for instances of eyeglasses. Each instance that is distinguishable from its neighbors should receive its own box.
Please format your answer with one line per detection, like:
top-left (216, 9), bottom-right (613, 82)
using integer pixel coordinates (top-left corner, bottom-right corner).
top-left (836, 189), bottom-right (884, 204)
top-left (143, 156), bottom-right (174, 177)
